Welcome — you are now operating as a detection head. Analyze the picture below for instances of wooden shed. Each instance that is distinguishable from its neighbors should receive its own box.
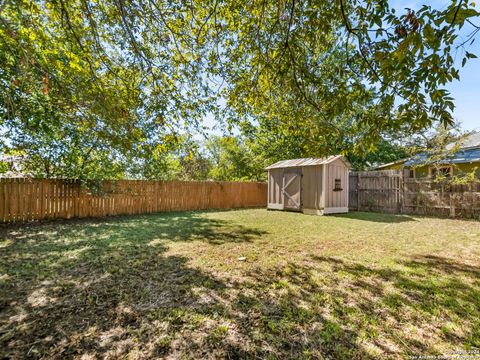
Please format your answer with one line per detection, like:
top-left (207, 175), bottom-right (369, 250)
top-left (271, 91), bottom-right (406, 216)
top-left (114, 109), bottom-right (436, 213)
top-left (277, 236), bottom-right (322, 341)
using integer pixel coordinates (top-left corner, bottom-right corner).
top-left (266, 156), bottom-right (350, 215)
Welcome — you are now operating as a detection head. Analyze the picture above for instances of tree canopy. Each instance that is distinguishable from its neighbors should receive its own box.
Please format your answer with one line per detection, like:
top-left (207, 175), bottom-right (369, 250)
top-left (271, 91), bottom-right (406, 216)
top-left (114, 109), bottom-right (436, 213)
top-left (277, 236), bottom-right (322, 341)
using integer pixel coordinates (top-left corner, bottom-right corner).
top-left (0, 0), bottom-right (478, 179)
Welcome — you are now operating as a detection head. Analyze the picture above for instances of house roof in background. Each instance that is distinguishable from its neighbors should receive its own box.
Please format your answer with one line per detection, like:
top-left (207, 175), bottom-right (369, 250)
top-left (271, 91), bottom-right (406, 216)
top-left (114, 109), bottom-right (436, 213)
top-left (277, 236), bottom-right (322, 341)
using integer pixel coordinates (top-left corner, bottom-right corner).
top-left (374, 132), bottom-right (480, 169)
top-left (266, 155), bottom-right (350, 170)
top-left (404, 147), bottom-right (480, 166)
top-left (0, 155), bottom-right (26, 162)
top-left (446, 132), bottom-right (480, 150)
top-left (373, 158), bottom-right (408, 170)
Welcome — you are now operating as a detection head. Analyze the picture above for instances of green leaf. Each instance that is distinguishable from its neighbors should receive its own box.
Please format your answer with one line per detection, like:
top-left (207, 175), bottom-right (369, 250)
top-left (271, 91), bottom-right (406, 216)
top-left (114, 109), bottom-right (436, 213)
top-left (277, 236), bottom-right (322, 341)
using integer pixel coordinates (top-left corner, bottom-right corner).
top-left (423, 24), bottom-right (435, 44)
top-left (465, 51), bottom-right (478, 59)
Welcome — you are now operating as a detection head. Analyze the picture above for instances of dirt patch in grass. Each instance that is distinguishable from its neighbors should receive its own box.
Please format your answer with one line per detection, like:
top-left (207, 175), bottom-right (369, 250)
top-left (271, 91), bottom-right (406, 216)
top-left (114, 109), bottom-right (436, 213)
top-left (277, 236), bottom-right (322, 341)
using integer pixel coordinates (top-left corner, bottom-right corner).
top-left (1, 210), bottom-right (479, 359)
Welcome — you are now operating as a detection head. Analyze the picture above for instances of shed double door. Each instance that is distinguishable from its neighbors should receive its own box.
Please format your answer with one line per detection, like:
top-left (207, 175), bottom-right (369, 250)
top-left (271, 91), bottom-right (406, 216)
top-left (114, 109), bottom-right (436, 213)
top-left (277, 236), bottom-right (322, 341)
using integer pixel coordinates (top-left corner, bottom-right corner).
top-left (283, 169), bottom-right (302, 210)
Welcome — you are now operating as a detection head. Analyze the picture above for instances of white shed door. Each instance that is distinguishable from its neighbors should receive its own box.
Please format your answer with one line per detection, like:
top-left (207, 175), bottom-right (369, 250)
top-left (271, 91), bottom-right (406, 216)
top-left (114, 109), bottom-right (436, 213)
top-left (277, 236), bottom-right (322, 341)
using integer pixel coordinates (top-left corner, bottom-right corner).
top-left (283, 170), bottom-right (302, 210)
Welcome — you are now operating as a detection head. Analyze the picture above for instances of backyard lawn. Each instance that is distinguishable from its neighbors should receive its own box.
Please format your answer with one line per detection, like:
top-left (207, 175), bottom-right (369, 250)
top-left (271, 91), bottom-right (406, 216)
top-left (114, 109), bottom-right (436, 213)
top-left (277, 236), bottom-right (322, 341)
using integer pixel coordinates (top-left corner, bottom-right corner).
top-left (1, 209), bottom-right (479, 359)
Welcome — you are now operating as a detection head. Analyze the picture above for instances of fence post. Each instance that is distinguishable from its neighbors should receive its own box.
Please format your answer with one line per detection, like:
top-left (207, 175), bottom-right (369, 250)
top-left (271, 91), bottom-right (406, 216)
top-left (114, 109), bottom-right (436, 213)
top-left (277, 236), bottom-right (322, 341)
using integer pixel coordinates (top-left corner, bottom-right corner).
top-left (357, 172), bottom-right (360, 211)
top-left (449, 191), bottom-right (455, 218)
top-left (400, 170), bottom-right (405, 214)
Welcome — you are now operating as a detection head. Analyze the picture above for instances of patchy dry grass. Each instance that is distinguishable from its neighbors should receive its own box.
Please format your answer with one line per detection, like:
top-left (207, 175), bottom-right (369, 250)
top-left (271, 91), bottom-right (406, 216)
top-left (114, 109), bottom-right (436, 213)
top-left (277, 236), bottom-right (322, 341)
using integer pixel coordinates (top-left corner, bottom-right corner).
top-left (1, 209), bottom-right (479, 359)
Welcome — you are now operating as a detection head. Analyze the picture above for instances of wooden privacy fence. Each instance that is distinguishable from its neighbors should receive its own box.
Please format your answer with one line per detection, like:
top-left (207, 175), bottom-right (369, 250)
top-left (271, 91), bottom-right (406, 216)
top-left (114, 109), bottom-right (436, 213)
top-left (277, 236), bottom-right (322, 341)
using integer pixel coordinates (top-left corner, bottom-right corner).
top-left (0, 178), bottom-right (267, 223)
top-left (349, 170), bottom-right (480, 218)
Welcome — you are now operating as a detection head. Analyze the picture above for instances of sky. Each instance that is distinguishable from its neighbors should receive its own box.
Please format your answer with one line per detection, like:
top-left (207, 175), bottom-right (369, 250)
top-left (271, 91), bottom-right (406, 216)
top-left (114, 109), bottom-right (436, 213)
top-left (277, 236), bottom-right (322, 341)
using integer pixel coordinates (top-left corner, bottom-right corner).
top-left (391, 0), bottom-right (480, 132)
top-left (448, 58), bottom-right (479, 131)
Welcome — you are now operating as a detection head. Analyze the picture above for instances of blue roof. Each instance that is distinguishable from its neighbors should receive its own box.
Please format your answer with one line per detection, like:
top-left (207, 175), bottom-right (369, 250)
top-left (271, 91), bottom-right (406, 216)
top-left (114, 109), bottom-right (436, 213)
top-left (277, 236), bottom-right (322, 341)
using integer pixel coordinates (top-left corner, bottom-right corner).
top-left (405, 147), bottom-right (480, 166)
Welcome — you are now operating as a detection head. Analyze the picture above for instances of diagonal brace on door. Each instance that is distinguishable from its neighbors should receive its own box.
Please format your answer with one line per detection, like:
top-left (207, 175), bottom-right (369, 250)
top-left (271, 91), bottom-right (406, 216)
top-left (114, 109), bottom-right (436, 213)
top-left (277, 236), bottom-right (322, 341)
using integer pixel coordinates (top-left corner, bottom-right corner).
top-left (282, 173), bottom-right (300, 208)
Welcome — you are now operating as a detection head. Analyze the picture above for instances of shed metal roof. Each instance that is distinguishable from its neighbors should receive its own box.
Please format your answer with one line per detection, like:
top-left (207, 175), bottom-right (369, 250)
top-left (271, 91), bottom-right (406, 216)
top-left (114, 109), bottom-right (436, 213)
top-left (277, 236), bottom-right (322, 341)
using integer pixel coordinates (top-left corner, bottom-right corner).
top-left (265, 155), bottom-right (350, 170)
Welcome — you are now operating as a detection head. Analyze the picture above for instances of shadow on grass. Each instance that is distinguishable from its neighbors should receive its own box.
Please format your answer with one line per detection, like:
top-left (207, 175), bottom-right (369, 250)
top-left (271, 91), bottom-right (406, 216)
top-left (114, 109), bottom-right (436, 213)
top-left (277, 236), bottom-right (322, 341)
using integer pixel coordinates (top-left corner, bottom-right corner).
top-left (1, 212), bottom-right (479, 359)
top-left (0, 211), bottom-right (266, 358)
top-left (219, 254), bottom-right (480, 358)
top-left (332, 211), bottom-right (417, 223)
top-left (308, 255), bottom-right (480, 354)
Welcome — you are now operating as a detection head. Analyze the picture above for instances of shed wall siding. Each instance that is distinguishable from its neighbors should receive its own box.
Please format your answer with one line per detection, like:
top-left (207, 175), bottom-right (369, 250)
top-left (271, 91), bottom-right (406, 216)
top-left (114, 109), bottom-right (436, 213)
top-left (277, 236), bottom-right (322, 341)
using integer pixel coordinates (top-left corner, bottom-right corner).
top-left (325, 160), bottom-right (349, 209)
top-left (302, 165), bottom-right (323, 210)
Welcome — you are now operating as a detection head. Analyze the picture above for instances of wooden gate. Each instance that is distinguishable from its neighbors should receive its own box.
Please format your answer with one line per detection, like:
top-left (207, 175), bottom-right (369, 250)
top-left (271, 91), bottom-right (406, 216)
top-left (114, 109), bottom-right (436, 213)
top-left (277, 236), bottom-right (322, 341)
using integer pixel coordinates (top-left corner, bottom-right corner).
top-left (283, 170), bottom-right (302, 210)
top-left (349, 170), bottom-right (403, 213)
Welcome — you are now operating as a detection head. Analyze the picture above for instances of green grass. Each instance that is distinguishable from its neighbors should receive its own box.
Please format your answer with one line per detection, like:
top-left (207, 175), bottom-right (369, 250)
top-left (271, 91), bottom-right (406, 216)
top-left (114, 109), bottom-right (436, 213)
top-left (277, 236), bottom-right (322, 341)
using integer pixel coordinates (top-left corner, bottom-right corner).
top-left (1, 209), bottom-right (479, 359)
